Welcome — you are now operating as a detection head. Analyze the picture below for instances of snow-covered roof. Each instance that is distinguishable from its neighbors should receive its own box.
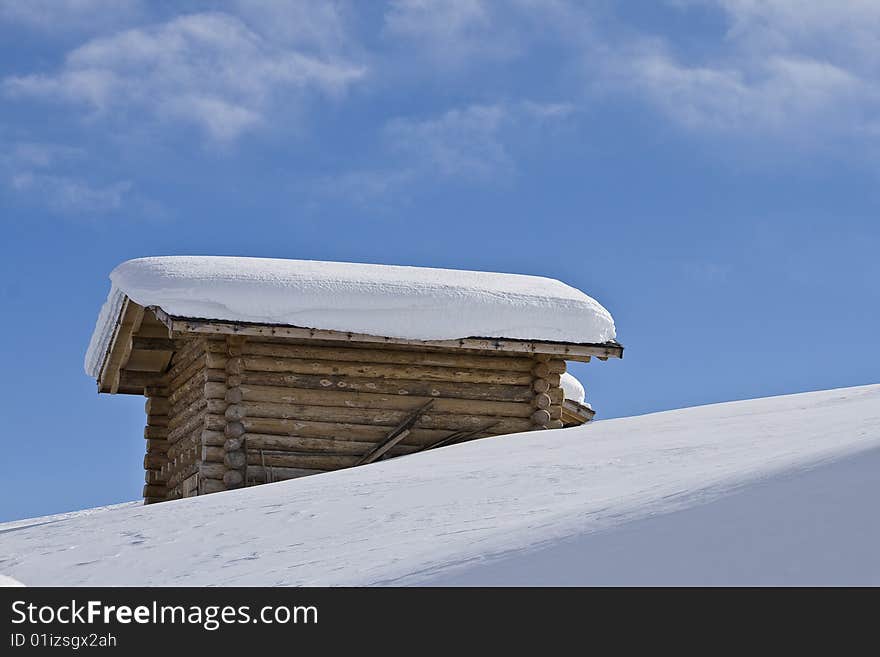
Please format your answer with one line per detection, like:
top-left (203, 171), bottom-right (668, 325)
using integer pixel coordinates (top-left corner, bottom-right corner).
top-left (561, 372), bottom-right (586, 404)
top-left (86, 256), bottom-right (617, 377)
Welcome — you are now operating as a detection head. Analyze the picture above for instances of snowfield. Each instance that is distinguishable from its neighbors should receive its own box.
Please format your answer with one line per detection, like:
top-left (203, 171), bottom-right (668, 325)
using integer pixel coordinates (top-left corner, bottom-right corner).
top-left (2, 384), bottom-right (879, 586)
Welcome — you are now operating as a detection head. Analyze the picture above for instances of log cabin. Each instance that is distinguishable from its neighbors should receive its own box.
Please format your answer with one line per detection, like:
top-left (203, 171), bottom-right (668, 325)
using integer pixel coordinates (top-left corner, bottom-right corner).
top-left (85, 256), bottom-right (623, 503)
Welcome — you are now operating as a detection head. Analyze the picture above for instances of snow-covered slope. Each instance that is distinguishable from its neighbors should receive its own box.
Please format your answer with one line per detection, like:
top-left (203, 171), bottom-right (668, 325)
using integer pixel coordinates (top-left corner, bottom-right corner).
top-left (2, 384), bottom-right (879, 586)
top-left (85, 256), bottom-right (617, 377)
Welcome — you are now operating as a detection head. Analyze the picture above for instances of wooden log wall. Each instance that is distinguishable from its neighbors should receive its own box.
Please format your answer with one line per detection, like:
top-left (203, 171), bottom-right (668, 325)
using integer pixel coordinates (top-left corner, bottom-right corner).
top-left (159, 337), bottom-right (209, 500)
top-left (145, 335), bottom-right (570, 501)
top-left (142, 385), bottom-right (169, 504)
top-left (530, 355), bottom-right (566, 430)
top-left (209, 338), bottom-right (562, 485)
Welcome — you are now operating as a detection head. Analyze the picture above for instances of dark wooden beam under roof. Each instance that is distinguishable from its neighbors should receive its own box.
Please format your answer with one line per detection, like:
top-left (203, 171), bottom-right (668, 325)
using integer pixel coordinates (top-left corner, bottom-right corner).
top-left (150, 307), bottom-right (624, 363)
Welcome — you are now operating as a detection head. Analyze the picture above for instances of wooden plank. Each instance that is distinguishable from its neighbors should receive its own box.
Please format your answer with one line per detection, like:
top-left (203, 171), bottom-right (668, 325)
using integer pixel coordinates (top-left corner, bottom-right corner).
top-left (246, 465), bottom-right (325, 483)
top-left (98, 297), bottom-right (144, 393)
top-left (240, 432), bottom-right (421, 456)
top-left (562, 399), bottom-right (595, 425)
top-left (204, 413), bottom-right (449, 443)
top-left (132, 337), bottom-right (176, 351)
top-left (153, 310), bottom-right (624, 361)
top-left (356, 400), bottom-right (434, 466)
top-left (118, 370), bottom-right (164, 390)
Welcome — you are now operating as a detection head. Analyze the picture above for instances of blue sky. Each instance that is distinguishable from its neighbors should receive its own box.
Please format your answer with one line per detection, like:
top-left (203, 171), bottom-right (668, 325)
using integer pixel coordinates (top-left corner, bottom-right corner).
top-left (1, 1), bottom-right (878, 521)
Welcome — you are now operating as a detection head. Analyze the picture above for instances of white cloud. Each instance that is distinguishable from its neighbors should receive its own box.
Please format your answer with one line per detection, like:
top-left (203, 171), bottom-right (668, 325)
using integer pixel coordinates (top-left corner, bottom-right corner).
top-left (600, 1), bottom-right (880, 140)
top-left (378, 1), bottom-right (880, 146)
top-left (11, 171), bottom-right (132, 214)
top-left (385, 104), bottom-right (514, 179)
top-left (611, 44), bottom-right (869, 135)
top-left (233, 0), bottom-right (355, 54)
top-left (319, 100), bottom-right (574, 204)
top-left (3, 11), bottom-right (366, 142)
top-left (1, 140), bottom-right (159, 218)
top-left (0, 0), bottom-right (142, 31)
top-left (383, 0), bottom-right (520, 68)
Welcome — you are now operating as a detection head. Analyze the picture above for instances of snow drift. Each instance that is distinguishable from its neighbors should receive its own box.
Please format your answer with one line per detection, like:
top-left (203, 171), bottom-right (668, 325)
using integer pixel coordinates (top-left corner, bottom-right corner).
top-left (2, 384), bottom-right (879, 586)
top-left (85, 256), bottom-right (617, 377)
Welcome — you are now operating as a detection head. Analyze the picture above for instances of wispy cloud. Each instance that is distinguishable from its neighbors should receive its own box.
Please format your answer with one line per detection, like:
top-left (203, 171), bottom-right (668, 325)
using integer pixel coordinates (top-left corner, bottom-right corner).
top-left (3, 11), bottom-right (366, 142)
top-left (319, 100), bottom-right (575, 204)
top-left (383, 0), bottom-right (518, 68)
top-left (378, 1), bottom-right (880, 147)
top-left (0, 0), bottom-right (142, 32)
top-left (10, 171), bottom-right (132, 214)
top-left (1, 140), bottom-right (160, 218)
top-left (586, 2), bottom-right (879, 141)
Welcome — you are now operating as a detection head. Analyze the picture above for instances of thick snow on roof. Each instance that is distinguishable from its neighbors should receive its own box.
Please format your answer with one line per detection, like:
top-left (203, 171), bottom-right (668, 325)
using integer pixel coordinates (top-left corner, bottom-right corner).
top-left (3, 384), bottom-right (879, 585)
top-left (561, 372), bottom-right (586, 403)
top-left (85, 256), bottom-right (617, 377)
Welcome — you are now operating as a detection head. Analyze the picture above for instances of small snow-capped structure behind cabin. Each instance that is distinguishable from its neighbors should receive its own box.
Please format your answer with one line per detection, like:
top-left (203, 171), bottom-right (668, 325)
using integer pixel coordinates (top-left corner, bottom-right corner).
top-left (560, 372), bottom-right (596, 427)
top-left (85, 256), bottom-right (623, 504)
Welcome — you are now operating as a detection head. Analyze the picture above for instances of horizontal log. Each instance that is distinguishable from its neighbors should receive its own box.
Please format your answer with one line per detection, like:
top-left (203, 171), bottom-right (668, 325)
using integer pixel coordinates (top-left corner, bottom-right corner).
top-left (146, 414), bottom-right (168, 428)
top-left (168, 370), bottom-right (207, 408)
top-left (232, 395), bottom-right (531, 421)
top-left (201, 429), bottom-right (226, 448)
top-left (145, 397), bottom-right (169, 415)
top-left (118, 370), bottom-right (163, 391)
top-left (206, 367), bottom-right (226, 384)
top-left (201, 479), bottom-right (226, 494)
top-left (144, 385), bottom-right (169, 399)
top-left (168, 383), bottom-right (205, 416)
top-left (199, 462), bottom-right (226, 480)
top-left (145, 438), bottom-right (168, 454)
top-left (532, 360), bottom-right (566, 378)
top-left (144, 469), bottom-right (165, 485)
top-left (225, 341), bottom-right (536, 372)
top-left (223, 402), bottom-right (533, 433)
top-left (205, 381), bottom-right (227, 400)
top-left (143, 484), bottom-right (166, 499)
top-left (242, 432), bottom-right (422, 456)
top-left (232, 416), bottom-right (447, 443)
top-left (246, 465), bottom-right (326, 483)
top-left (167, 428), bottom-right (202, 460)
top-left (167, 411), bottom-right (205, 445)
top-left (233, 370), bottom-right (532, 403)
top-left (167, 354), bottom-right (206, 393)
top-left (166, 461), bottom-right (199, 490)
top-left (254, 450), bottom-right (357, 470)
top-left (143, 425), bottom-right (167, 439)
top-left (168, 338), bottom-right (205, 372)
top-left (143, 453), bottom-right (167, 470)
top-left (236, 384), bottom-right (534, 415)
top-left (167, 397), bottom-right (207, 432)
top-left (132, 337), bottom-right (175, 351)
top-left (236, 355), bottom-right (533, 386)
